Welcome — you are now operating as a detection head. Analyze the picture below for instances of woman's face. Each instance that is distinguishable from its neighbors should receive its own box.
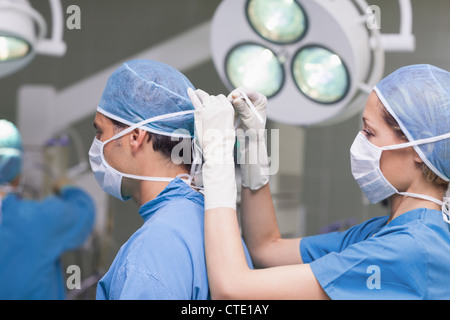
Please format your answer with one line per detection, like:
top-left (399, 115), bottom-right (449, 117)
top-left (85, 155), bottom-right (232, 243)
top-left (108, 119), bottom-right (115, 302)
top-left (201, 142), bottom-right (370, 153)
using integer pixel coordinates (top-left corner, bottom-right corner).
top-left (361, 92), bottom-right (420, 192)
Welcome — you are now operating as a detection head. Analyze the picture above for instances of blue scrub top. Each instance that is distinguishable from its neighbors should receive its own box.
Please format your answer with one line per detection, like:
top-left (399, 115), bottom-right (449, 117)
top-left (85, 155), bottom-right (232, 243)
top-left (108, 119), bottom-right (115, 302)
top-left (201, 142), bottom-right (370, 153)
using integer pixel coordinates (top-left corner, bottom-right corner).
top-left (0, 187), bottom-right (95, 300)
top-left (96, 178), bottom-right (253, 300)
top-left (301, 208), bottom-right (450, 300)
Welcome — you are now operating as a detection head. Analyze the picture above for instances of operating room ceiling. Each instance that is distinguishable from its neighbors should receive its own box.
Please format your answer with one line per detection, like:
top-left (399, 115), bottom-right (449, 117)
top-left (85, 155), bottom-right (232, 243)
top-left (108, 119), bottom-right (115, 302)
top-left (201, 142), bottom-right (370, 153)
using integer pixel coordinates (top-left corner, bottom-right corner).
top-left (1, 0), bottom-right (449, 126)
top-left (0, 0), bottom-right (223, 122)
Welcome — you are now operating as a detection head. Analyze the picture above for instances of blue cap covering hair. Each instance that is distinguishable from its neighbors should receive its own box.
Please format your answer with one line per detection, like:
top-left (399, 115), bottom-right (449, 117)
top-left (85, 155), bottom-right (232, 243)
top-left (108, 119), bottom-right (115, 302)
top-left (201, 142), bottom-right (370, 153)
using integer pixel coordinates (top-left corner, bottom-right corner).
top-left (98, 59), bottom-right (196, 138)
top-left (0, 120), bottom-right (23, 184)
top-left (374, 64), bottom-right (450, 181)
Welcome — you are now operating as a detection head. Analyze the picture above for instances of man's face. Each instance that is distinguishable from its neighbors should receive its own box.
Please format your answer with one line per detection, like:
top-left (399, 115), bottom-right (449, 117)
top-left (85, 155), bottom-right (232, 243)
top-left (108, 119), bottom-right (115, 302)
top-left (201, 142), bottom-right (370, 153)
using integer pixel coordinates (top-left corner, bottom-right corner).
top-left (93, 112), bottom-right (131, 174)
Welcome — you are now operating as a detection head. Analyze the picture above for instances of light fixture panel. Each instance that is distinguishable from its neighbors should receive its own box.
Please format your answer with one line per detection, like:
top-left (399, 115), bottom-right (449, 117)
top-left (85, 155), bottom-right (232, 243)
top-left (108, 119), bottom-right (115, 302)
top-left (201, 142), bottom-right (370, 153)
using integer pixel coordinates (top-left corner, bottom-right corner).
top-left (225, 43), bottom-right (284, 98)
top-left (0, 0), bottom-right (66, 78)
top-left (246, 0), bottom-right (308, 44)
top-left (292, 45), bottom-right (350, 104)
top-left (0, 35), bottom-right (30, 61)
top-left (211, 0), bottom-right (385, 126)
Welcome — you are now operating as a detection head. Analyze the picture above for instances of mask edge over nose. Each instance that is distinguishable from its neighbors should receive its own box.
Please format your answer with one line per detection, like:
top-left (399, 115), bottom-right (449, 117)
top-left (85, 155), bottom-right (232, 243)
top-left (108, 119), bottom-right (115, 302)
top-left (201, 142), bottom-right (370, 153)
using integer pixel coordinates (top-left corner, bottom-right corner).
top-left (89, 137), bottom-right (130, 202)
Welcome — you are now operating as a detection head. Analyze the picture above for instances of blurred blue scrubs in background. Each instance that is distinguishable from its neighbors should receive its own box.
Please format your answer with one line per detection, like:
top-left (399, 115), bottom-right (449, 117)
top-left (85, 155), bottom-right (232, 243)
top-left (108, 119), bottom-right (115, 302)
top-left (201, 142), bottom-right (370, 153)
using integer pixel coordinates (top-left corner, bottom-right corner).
top-left (0, 120), bottom-right (95, 300)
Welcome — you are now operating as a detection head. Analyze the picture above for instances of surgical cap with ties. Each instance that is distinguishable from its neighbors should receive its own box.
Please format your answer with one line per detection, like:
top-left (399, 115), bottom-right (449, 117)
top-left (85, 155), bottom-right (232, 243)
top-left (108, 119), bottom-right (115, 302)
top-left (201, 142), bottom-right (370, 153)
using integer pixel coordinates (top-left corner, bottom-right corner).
top-left (374, 64), bottom-right (450, 182)
top-left (98, 59), bottom-right (196, 138)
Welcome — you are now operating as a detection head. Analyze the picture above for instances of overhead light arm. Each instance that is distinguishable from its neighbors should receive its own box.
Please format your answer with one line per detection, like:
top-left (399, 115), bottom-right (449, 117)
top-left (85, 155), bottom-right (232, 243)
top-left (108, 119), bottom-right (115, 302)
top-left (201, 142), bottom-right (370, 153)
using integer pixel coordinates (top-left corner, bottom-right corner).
top-left (35, 0), bottom-right (66, 56)
top-left (360, 0), bottom-right (415, 52)
top-left (381, 0), bottom-right (415, 52)
top-left (0, 0), bottom-right (66, 78)
top-left (0, 0), bottom-right (47, 41)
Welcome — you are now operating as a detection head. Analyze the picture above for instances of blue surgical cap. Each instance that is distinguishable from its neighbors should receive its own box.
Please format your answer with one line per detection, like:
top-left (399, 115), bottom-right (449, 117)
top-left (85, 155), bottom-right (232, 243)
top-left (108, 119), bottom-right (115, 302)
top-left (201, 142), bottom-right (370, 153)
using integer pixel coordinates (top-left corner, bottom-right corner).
top-left (374, 64), bottom-right (450, 181)
top-left (98, 59), bottom-right (196, 138)
top-left (0, 120), bottom-right (23, 184)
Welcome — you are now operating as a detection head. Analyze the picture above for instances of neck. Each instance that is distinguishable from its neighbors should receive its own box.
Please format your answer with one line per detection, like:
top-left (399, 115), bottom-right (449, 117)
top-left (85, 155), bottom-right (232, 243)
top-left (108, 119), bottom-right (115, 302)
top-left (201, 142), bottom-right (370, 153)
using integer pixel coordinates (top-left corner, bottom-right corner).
top-left (388, 184), bottom-right (444, 223)
top-left (128, 166), bottom-right (189, 207)
top-left (133, 180), bottom-right (172, 207)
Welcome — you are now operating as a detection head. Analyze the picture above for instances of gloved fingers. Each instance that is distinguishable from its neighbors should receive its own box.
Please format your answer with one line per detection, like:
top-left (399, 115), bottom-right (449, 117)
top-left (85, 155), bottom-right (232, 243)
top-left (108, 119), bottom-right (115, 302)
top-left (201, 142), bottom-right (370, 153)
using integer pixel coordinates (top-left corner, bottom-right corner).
top-left (189, 88), bottom-right (216, 111)
top-left (235, 93), bottom-right (265, 124)
top-left (229, 87), bottom-right (267, 109)
top-left (217, 94), bottom-right (235, 112)
top-left (230, 97), bottom-right (254, 120)
top-left (228, 89), bottom-right (242, 101)
top-left (215, 94), bottom-right (237, 126)
top-left (187, 88), bottom-right (204, 111)
top-left (227, 89), bottom-right (256, 119)
top-left (195, 89), bottom-right (213, 105)
top-left (189, 89), bottom-right (232, 112)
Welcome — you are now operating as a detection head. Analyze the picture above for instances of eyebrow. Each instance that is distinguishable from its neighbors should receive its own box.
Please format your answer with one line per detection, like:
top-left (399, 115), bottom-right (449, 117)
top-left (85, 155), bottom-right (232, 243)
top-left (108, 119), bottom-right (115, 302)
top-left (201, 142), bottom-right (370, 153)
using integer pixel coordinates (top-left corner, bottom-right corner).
top-left (362, 117), bottom-right (373, 128)
top-left (93, 122), bottom-right (102, 131)
top-left (362, 116), bottom-right (378, 133)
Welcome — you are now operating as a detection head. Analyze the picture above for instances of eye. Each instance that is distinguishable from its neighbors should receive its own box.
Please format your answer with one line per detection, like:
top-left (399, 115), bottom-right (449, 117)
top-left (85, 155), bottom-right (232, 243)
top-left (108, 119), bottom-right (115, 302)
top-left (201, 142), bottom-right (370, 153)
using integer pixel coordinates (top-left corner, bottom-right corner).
top-left (93, 123), bottom-right (102, 139)
top-left (94, 129), bottom-right (102, 139)
top-left (362, 128), bottom-right (373, 137)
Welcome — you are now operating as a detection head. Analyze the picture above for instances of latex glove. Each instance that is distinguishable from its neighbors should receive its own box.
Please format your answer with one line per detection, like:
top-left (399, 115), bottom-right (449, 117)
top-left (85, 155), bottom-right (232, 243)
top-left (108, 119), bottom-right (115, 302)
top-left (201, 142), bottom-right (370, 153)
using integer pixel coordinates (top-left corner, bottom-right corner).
top-left (228, 87), bottom-right (269, 190)
top-left (188, 88), bottom-right (237, 210)
top-left (229, 87), bottom-right (267, 131)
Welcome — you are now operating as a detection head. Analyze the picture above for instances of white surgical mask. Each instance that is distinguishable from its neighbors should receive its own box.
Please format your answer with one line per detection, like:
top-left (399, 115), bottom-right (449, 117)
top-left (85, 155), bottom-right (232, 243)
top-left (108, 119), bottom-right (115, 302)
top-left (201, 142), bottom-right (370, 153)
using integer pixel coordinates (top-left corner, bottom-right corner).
top-left (350, 131), bottom-right (450, 223)
top-left (89, 110), bottom-right (202, 201)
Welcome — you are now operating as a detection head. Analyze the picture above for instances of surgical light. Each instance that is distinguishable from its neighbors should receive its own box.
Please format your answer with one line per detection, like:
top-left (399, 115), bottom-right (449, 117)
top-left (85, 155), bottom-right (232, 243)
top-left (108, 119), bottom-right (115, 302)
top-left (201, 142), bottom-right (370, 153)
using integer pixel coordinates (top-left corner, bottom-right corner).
top-left (211, 0), bottom-right (415, 126)
top-left (247, 0), bottom-right (307, 44)
top-left (0, 36), bottom-right (30, 61)
top-left (0, 0), bottom-right (66, 79)
top-left (226, 43), bottom-right (284, 97)
top-left (292, 46), bottom-right (349, 104)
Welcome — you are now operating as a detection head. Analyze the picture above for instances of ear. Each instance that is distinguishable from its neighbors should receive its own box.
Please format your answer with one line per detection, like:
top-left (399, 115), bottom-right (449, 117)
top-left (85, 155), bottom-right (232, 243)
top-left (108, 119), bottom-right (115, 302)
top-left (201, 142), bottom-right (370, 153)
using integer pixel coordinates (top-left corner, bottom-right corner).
top-left (412, 149), bottom-right (424, 165)
top-left (129, 128), bottom-right (149, 153)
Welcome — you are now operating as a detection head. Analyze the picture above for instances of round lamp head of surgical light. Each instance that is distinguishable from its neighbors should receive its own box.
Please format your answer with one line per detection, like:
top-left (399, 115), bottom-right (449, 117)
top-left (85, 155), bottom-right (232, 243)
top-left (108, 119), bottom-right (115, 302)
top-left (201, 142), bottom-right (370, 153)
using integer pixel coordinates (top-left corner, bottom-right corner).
top-left (292, 46), bottom-right (350, 104)
top-left (225, 43), bottom-right (284, 97)
top-left (211, 0), bottom-right (388, 127)
top-left (247, 0), bottom-right (308, 44)
top-left (0, 0), bottom-right (66, 79)
top-left (0, 0), bottom-right (39, 78)
top-left (0, 36), bottom-right (30, 61)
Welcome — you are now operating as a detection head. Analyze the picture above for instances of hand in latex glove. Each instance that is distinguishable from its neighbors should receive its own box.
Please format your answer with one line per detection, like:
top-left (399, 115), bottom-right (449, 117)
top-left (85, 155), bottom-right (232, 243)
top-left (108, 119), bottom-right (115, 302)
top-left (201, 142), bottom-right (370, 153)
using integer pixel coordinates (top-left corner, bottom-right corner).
top-left (228, 87), bottom-right (269, 190)
top-left (188, 88), bottom-right (237, 210)
top-left (228, 87), bottom-right (267, 131)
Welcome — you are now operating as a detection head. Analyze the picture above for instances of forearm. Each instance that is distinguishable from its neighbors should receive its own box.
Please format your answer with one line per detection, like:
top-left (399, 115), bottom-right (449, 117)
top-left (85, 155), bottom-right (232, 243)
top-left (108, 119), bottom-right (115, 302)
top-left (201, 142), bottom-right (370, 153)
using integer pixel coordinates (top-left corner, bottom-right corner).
top-left (205, 207), bottom-right (252, 300)
top-left (240, 184), bottom-right (280, 258)
top-left (241, 184), bottom-right (303, 267)
top-left (205, 207), bottom-right (327, 300)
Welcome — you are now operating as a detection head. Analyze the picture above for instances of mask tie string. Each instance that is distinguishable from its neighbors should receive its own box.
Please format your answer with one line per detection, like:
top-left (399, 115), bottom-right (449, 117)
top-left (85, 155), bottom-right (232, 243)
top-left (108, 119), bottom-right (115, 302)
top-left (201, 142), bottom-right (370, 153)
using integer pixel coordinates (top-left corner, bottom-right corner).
top-left (442, 197), bottom-right (450, 224)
